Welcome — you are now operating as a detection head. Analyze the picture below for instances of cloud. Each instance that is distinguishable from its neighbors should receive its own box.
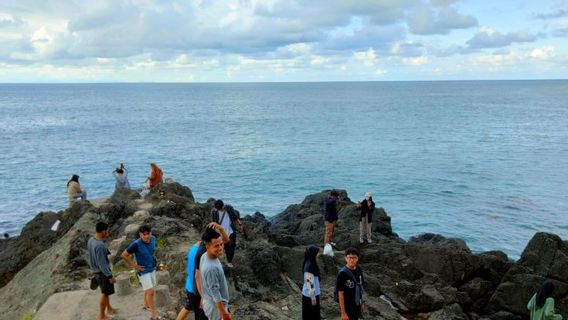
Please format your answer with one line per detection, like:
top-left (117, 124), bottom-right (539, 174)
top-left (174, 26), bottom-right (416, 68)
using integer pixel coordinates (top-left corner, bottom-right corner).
top-left (527, 46), bottom-right (555, 59)
top-left (0, 15), bottom-right (23, 28)
top-left (402, 56), bottom-right (430, 65)
top-left (466, 26), bottom-right (538, 49)
top-left (533, 9), bottom-right (568, 20)
top-left (408, 5), bottom-right (477, 35)
top-left (353, 48), bottom-right (378, 66)
top-left (390, 41), bottom-right (425, 57)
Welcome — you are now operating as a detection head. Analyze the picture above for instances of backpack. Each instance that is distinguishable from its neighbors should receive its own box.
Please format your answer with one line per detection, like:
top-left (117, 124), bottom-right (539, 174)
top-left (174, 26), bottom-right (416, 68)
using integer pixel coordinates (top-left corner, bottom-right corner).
top-left (334, 267), bottom-right (363, 305)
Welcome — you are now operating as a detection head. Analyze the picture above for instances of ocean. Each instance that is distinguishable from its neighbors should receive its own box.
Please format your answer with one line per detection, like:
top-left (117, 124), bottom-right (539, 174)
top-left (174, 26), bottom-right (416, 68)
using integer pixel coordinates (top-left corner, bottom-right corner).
top-left (1, 81), bottom-right (567, 259)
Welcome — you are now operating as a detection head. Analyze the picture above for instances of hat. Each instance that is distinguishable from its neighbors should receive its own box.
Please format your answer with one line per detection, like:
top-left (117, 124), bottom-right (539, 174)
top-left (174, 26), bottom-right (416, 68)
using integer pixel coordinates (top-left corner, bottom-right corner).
top-left (365, 192), bottom-right (372, 199)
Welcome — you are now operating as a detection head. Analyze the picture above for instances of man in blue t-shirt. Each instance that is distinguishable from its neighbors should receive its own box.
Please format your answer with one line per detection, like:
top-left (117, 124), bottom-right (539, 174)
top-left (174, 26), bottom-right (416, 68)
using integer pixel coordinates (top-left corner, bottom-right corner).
top-left (175, 222), bottom-right (229, 320)
top-left (121, 225), bottom-right (159, 320)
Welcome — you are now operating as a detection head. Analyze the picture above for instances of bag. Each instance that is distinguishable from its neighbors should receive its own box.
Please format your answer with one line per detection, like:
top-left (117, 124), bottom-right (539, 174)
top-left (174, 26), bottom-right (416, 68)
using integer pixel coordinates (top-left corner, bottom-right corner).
top-left (333, 267), bottom-right (362, 306)
top-left (90, 275), bottom-right (99, 290)
top-left (323, 243), bottom-right (334, 257)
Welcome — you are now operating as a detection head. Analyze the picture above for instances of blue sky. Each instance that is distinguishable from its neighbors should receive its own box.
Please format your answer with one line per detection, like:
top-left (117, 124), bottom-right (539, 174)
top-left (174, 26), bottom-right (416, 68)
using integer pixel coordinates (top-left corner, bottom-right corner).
top-left (0, 0), bottom-right (566, 82)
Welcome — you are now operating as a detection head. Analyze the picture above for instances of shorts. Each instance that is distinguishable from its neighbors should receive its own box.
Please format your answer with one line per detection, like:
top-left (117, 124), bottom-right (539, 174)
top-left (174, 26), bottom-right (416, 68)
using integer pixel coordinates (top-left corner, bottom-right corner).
top-left (185, 290), bottom-right (200, 311)
top-left (96, 273), bottom-right (115, 296)
top-left (203, 299), bottom-right (228, 320)
top-left (138, 271), bottom-right (157, 290)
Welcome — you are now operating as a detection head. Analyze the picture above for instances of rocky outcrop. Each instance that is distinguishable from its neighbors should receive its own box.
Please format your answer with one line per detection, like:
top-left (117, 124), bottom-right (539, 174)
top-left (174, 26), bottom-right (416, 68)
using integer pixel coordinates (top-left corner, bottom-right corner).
top-left (0, 185), bottom-right (566, 320)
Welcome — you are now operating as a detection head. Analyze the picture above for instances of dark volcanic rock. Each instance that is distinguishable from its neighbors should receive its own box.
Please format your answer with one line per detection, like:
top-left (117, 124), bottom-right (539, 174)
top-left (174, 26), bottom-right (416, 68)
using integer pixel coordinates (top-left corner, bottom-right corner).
top-left (56, 201), bottom-right (93, 237)
top-left (146, 182), bottom-right (195, 203)
top-left (0, 211), bottom-right (60, 288)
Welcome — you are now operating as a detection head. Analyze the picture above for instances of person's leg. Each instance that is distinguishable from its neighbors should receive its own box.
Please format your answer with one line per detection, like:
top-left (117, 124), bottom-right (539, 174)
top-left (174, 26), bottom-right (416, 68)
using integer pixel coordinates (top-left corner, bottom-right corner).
top-left (99, 294), bottom-right (108, 320)
top-left (314, 295), bottom-right (321, 320)
top-left (146, 288), bottom-right (158, 319)
top-left (301, 295), bottom-right (310, 320)
top-left (359, 220), bottom-right (365, 243)
top-left (227, 233), bottom-right (237, 264)
top-left (176, 308), bottom-right (190, 320)
top-left (366, 220), bottom-right (372, 243)
top-left (330, 221), bottom-right (336, 243)
top-left (324, 221), bottom-right (332, 244)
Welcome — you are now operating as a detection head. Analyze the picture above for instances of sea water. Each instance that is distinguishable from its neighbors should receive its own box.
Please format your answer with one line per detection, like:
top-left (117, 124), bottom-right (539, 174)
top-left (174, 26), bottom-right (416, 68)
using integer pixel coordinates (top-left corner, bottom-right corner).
top-left (1, 81), bottom-right (567, 259)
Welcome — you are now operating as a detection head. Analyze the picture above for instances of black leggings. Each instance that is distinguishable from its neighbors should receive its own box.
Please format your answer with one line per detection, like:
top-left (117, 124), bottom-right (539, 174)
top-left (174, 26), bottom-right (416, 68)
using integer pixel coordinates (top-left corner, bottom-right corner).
top-left (302, 295), bottom-right (321, 320)
top-left (225, 233), bottom-right (237, 263)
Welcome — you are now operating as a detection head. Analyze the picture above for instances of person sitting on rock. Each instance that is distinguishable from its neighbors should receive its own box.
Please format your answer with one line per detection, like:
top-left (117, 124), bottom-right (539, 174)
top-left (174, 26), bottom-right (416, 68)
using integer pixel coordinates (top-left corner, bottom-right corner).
top-left (121, 225), bottom-right (161, 320)
top-left (113, 163), bottom-right (130, 191)
top-left (146, 163), bottom-right (163, 188)
top-left (302, 245), bottom-right (321, 320)
top-left (211, 199), bottom-right (243, 268)
top-left (67, 174), bottom-right (87, 206)
top-left (527, 279), bottom-right (563, 320)
top-left (356, 192), bottom-right (375, 244)
top-left (200, 228), bottom-right (232, 320)
top-left (176, 222), bottom-right (229, 320)
top-left (88, 221), bottom-right (118, 320)
top-left (336, 248), bottom-right (365, 320)
top-left (324, 190), bottom-right (339, 246)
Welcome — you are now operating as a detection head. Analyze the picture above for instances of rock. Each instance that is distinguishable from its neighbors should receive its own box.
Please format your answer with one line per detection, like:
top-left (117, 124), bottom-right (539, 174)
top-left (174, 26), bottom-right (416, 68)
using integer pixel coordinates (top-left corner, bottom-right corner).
top-left (124, 223), bottom-right (141, 236)
top-left (409, 233), bottom-right (471, 252)
top-left (133, 210), bottom-right (150, 219)
top-left (154, 284), bottom-right (172, 308)
top-left (146, 182), bottom-right (195, 203)
top-left (57, 201), bottom-right (93, 237)
top-left (426, 303), bottom-right (468, 320)
top-left (157, 270), bottom-right (171, 286)
top-left (0, 211), bottom-right (60, 288)
top-left (115, 274), bottom-right (132, 296)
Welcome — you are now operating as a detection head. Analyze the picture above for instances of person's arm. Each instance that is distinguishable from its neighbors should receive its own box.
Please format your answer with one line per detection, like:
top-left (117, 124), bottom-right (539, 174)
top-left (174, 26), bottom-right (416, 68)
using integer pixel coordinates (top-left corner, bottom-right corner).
top-left (205, 268), bottom-right (231, 319)
top-left (305, 272), bottom-right (317, 305)
top-left (208, 222), bottom-right (230, 244)
top-left (195, 269), bottom-right (204, 306)
top-left (527, 294), bottom-right (534, 311)
top-left (544, 298), bottom-right (563, 320)
top-left (121, 245), bottom-right (144, 272)
top-left (338, 291), bottom-right (349, 320)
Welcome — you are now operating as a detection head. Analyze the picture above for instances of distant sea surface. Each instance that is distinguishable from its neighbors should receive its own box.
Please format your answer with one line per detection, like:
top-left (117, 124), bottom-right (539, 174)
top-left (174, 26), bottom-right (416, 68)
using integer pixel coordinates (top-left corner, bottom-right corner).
top-left (1, 81), bottom-right (567, 258)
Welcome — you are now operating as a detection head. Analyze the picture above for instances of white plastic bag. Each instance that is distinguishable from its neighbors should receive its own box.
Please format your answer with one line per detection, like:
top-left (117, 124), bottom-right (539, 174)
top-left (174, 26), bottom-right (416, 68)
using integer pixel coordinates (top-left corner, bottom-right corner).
top-left (323, 243), bottom-right (334, 257)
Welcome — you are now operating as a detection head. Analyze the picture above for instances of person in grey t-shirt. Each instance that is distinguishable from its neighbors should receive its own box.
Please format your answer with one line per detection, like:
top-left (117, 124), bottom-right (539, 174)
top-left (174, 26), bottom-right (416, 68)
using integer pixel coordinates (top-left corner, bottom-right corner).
top-left (87, 221), bottom-right (118, 320)
top-left (200, 229), bottom-right (232, 320)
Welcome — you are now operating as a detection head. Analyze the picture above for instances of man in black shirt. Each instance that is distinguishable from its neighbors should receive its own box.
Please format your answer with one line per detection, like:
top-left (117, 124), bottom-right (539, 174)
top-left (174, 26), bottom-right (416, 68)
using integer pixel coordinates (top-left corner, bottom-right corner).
top-left (336, 248), bottom-right (364, 320)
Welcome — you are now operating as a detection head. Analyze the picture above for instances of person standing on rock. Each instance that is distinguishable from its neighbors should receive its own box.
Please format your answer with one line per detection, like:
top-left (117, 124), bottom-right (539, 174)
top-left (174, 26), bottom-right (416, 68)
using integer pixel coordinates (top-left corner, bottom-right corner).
top-left (302, 245), bottom-right (321, 320)
top-left (146, 163), bottom-right (163, 188)
top-left (121, 225), bottom-right (161, 320)
top-left (113, 163), bottom-right (130, 190)
top-left (324, 190), bottom-right (339, 246)
top-left (211, 200), bottom-right (243, 268)
top-left (88, 221), bottom-right (118, 320)
top-left (176, 222), bottom-right (229, 320)
top-left (67, 174), bottom-right (87, 206)
top-left (200, 228), bottom-right (232, 320)
top-left (527, 279), bottom-right (563, 320)
top-left (356, 192), bottom-right (375, 244)
top-left (336, 248), bottom-right (365, 320)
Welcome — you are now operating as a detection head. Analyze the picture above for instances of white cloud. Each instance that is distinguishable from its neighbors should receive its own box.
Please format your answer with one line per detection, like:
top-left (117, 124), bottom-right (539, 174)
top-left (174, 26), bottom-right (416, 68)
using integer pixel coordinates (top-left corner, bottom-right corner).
top-left (527, 46), bottom-right (555, 59)
top-left (375, 68), bottom-right (387, 76)
top-left (354, 48), bottom-right (378, 66)
top-left (408, 5), bottom-right (477, 35)
top-left (402, 56), bottom-right (430, 65)
top-left (310, 55), bottom-right (327, 65)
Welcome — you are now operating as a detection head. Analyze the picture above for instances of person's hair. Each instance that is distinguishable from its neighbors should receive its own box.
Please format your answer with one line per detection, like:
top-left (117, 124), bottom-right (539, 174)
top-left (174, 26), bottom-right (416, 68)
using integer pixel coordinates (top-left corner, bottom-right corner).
top-left (3, 233), bottom-right (8, 239)
top-left (536, 279), bottom-right (555, 308)
top-left (330, 190), bottom-right (339, 197)
top-left (139, 224), bottom-right (152, 234)
top-left (214, 199), bottom-right (224, 210)
top-left (202, 229), bottom-right (221, 244)
top-left (344, 247), bottom-right (360, 257)
top-left (116, 168), bottom-right (124, 174)
top-left (67, 174), bottom-right (80, 186)
top-left (302, 245), bottom-right (320, 277)
top-left (96, 221), bottom-right (109, 233)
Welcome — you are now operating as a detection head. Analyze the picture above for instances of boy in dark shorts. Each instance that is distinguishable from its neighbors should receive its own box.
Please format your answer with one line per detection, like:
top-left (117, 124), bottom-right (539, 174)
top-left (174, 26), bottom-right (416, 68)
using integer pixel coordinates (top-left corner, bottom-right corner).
top-left (88, 221), bottom-right (117, 320)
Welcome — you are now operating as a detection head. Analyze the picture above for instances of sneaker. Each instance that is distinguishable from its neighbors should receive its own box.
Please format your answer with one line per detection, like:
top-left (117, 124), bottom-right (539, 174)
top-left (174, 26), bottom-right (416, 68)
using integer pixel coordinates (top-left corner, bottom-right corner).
top-left (330, 242), bottom-right (337, 247)
top-left (227, 262), bottom-right (234, 268)
top-left (368, 239), bottom-right (373, 243)
top-left (359, 238), bottom-right (365, 244)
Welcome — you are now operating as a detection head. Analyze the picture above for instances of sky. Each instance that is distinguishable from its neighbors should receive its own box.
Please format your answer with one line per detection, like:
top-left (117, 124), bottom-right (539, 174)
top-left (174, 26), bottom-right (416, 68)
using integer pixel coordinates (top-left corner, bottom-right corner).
top-left (0, 0), bottom-right (567, 82)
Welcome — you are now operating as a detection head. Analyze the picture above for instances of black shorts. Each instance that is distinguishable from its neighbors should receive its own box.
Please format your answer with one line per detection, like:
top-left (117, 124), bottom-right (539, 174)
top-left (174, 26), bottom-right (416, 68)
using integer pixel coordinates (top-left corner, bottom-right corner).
top-left (185, 291), bottom-right (207, 320)
top-left (96, 273), bottom-right (115, 296)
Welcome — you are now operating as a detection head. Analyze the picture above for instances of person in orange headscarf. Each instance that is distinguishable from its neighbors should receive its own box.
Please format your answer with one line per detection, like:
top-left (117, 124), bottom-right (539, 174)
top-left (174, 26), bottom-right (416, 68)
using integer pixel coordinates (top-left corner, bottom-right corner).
top-left (147, 163), bottom-right (163, 188)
